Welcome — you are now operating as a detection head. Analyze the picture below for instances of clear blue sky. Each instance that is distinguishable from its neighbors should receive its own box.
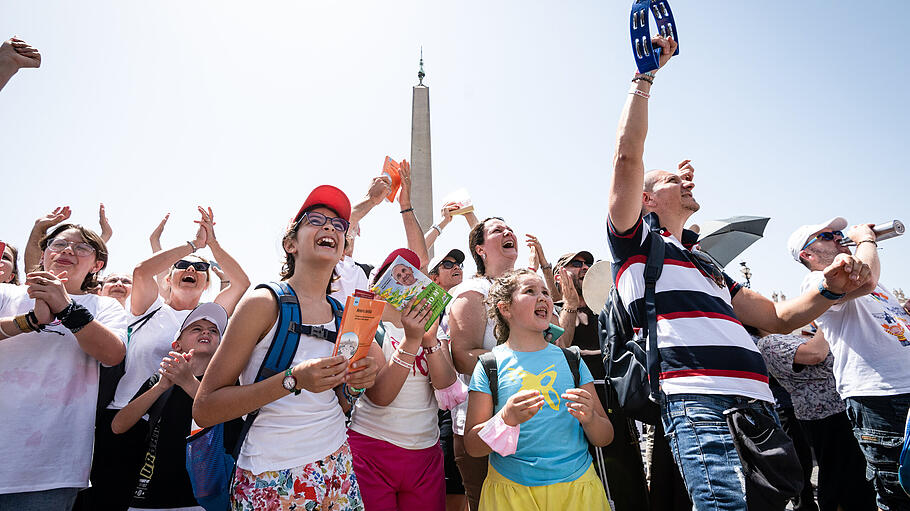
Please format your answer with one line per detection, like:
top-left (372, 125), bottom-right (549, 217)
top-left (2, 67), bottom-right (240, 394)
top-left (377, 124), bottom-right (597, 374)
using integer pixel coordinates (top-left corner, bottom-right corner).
top-left (1, 1), bottom-right (907, 302)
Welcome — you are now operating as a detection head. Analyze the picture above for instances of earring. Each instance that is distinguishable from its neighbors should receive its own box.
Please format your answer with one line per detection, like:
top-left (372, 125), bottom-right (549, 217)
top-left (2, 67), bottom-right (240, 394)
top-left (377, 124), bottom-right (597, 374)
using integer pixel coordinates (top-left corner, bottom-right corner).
top-left (481, 253), bottom-right (487, 260)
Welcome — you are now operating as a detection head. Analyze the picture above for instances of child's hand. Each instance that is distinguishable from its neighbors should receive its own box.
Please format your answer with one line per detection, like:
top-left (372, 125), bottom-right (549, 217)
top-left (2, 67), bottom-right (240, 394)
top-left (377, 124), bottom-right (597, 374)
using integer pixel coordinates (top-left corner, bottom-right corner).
top-left (401, 298), bottom-right (432, 343)
top-left (501, 389), bottom-right (545, 426)
top-left (345, 355), bottom-right (380, 389)
top-left (160, 350), bottom-right (196, 390)
top-left (562, 388), bottom-right (595, 425)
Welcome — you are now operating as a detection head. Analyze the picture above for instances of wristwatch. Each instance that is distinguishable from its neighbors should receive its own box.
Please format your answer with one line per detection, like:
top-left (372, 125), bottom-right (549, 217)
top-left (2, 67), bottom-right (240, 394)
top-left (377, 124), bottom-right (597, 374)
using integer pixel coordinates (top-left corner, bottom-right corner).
top-left (282, 369), bottom-right (301, 395)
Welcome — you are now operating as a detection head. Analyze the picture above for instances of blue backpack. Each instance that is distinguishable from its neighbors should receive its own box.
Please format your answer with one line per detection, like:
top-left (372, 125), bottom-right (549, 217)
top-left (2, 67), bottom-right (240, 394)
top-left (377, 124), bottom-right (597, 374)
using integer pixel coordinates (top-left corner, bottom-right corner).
top-left (186, 281), bottom-right (343, 511)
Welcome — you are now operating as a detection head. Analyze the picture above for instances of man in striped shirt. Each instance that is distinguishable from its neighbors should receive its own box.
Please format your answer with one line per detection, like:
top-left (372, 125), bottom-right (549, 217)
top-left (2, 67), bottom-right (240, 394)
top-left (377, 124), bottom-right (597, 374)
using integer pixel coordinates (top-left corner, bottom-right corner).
top-left (608, 35), bottom-right (871, 510)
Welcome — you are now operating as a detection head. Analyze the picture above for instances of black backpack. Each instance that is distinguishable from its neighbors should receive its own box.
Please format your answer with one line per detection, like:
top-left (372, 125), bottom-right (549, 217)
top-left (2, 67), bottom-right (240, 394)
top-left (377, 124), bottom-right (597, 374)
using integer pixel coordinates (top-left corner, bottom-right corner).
top-left (598, 225), bottom-right (665, 425)
top-left (478, 346), bottom-right (582, 406)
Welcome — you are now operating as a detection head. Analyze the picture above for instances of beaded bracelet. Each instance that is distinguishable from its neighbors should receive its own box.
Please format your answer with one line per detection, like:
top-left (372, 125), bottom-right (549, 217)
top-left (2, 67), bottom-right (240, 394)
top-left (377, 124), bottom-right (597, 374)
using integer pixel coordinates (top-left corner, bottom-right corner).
top-left (856, 239), bottom-right (878, 248)
top-left (400, 207), bottom-right (414, 214)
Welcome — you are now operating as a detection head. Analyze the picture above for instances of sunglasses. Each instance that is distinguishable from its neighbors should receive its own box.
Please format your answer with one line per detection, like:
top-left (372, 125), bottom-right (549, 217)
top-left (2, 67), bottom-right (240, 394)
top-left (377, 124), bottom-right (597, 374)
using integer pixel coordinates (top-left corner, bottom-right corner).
top-left (46, 238), bottom-right (96, 257)
top-left (174, 260), bottom-right (211, 271)
top-left (566, 260), bottom-right (590, 269)
top-left (438, 260), bottom-right (463, 270)
top-left (685, 250), bottom-right (726, 288)
top-left (801, 230), bottom-right (844, 251)
top-left (297, 211), bottom-right (350, 233)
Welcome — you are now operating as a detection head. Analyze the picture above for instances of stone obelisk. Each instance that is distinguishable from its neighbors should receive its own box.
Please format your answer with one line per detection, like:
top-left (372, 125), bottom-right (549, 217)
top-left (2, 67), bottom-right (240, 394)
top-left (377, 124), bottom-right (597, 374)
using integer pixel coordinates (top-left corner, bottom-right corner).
top-left (410, 50), bottom-right (434, 258)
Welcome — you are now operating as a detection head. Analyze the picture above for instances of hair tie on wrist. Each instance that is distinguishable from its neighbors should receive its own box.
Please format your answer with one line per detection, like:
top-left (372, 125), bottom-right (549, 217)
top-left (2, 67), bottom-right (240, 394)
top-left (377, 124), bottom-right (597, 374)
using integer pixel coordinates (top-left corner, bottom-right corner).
top-left (400, 207), bottom-right (415, 214)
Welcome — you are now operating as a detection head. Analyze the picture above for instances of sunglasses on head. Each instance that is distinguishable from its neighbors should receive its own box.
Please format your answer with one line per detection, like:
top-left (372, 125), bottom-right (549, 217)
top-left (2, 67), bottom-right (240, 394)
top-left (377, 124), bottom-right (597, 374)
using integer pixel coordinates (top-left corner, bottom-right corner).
top-left (685, 250), bottom-right (726, 288)
top-left (46, 238), bottom-right (96, 257)
top-left (438, 260), bottom-right (463, 270)
top-left (174, 260), bottom-right (211, 271)
top-left (297, 211), bottom-right (350, 233)
top-left (801, 230), bottom-right (844, 251)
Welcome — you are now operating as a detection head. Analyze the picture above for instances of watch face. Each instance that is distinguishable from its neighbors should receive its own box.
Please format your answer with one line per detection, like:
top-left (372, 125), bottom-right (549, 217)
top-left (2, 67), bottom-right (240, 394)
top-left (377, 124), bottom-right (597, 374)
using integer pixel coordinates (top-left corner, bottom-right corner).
top-left (282, 374), bottom-right (297, 391)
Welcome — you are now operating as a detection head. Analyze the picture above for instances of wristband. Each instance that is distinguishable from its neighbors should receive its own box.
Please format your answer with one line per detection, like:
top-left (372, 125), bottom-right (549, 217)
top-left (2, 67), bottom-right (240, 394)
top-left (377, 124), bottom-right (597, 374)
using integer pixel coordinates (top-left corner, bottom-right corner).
top-left (478, 410), bottom-right (520, 456)
top-left (424, 340), bottom-right (444, 354)
top-left (431, 224), bottom-right (442, 235)
top-left (818, 280), bottom-right (846, 300)
top-left (25, 311), bottom-right (44, 332)
top-left (56, 302), bottom-right (95, 333)
top-left (630, 89), bottom-right (651, 99)
top-left (187, 240), bottom-right (197, 252)
top-left (539, 263), bottom-right (552, 271)
top-left (562, 306), bottom-right (578, 314)
top-left (855, 239), bottom-right (878, 248)
top-left (391, 354), bottom-right (414, 370)
top-left (14, 314), bottom-right (34, 333)
top-left (400, 207), bottom-right (414, 214)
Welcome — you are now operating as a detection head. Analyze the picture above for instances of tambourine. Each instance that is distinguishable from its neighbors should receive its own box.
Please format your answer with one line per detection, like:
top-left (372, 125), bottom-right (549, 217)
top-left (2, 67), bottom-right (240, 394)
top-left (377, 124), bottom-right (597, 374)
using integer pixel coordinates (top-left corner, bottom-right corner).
top-left (630, 0), bottom-right (679, 73)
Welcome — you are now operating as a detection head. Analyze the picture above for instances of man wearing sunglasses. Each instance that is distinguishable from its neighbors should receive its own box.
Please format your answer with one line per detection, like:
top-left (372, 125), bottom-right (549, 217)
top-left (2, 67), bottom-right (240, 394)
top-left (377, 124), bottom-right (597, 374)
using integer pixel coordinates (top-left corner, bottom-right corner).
top-left (789, 217), bottom-right (910, 510)
top-left (606, 35), bottom-right (872, 509)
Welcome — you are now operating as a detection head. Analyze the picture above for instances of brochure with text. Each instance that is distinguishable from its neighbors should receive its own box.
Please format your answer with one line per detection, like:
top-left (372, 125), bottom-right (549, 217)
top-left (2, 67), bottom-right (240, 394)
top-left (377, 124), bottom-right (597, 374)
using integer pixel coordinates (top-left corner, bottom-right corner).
top-left (333, 290), bottom-right (385, 370)
top-left (369, 255), bottom-right (452, 331)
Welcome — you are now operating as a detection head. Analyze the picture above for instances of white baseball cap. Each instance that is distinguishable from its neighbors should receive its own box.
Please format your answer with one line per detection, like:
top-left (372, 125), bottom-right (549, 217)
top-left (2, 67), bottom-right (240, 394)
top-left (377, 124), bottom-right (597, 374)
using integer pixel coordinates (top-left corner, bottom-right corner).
top-left (174, 302), bottom-right (228, 342)
top-left (786, 217), bottom-right (847, 262)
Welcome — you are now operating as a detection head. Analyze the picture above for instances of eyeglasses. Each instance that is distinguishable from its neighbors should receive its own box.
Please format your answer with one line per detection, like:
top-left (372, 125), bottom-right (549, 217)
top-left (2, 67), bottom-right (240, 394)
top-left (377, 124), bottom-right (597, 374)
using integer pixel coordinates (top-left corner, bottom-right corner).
top-left (566, 260), bottom-right (590, 269)
top-left (297, 211), bottom-right (350, 232)
top-left (438, 260), bottom-right (463, 270)
top-left (801, 230), bottom-right (844, 251)
top-left (104, 276), bottom-right (132, 285)
top-left (46, 238), bottom-right (96, 257)
top-left (685, 250), bottom-right (726, 288)
top-left (174, 260), bottom-right (211, 271)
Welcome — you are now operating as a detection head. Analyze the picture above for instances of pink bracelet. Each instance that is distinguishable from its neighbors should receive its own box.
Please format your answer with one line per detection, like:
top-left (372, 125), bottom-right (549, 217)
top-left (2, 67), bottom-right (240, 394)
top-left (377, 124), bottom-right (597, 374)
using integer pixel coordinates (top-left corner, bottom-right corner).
top-left (478, 410), bottom-right (520, 456)
top-left (630, 89), bottom-right (651, 99)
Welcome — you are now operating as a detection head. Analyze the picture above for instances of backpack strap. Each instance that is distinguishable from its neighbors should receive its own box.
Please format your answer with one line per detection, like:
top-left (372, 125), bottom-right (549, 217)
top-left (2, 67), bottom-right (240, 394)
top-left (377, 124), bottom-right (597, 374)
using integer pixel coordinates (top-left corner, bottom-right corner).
top-left (643, 228), bottom-right (666, 403)
top-left (559, 346), bottom-right (582, 389)
top-left (479, 351), bottom-right (499, 407)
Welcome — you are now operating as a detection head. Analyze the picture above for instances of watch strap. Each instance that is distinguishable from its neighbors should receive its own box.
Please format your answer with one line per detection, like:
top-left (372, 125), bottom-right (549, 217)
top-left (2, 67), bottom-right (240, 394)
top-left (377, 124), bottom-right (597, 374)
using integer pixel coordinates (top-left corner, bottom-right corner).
top-left (817, 280), bottom-right (846, 300)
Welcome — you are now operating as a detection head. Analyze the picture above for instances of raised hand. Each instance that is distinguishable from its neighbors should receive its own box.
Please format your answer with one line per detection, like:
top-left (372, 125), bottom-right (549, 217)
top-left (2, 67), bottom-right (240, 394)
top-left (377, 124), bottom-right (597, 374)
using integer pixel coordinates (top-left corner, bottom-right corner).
top-left (822, 254), bottom-right (871, 295)
top-left (562, 387), bottom-right (596, 425)
top-left (195, 206), bottom-right (217, 243)
top-left (501, 389), bottom-right (545, 426)
top-left (35, 206), bottom-right (72, 232)
top-left (0, 37), bottom-right (41, 70)
top-left (525, 234), bottom-right (550, 270)
top-left (367, 176), bottom-right (392, 206)
top-left (98, 203), bottom-right (113, 243)
top-left (677, 159), bottom-right (695, 182)
top-left (651, 34), bottom-right (677, 71)
top-left (291, 355), bottom-right (348, 394)
top-left (25, 270), bottom-right (71, 314)
top-left (440, 202), bottom-right (458, 223)
top-left (150, 213), bottom-right (170, 251)
top-left (401, 298), bottom-right (433, 342)
top-left (558, 267), bottom-right (580, 308)
top-left (398, 159), bottom-right (412, 207)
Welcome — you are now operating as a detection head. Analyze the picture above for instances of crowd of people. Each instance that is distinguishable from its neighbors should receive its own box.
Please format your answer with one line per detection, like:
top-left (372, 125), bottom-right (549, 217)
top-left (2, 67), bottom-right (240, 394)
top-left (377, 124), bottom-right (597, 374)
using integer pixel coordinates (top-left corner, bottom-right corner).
top-left (2, 33), bottom-right (910, 511)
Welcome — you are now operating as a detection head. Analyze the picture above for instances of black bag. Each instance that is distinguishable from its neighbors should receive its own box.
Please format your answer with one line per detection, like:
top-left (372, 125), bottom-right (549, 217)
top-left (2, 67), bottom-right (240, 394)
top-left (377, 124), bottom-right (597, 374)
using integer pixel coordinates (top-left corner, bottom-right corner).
top-left (97, 307), bottom-right (162, 413)
top-left (479, 346), bottom-right (582, 406)
top-left (725, 405), bottom-right (804, 510)
top-left (598, 225), bottom-right (665, 425)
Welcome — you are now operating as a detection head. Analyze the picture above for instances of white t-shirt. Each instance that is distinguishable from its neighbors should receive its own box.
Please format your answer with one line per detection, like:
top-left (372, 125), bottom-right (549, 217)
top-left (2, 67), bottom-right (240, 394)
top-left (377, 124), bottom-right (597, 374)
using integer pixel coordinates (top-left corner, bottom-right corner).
top-left (331, 256), bottom-right (369, 304)
top-left (0, 284), bottom-right (128, 493)
top-left (237, 317), bottom-right (347, 474)
top-left (802, 272), bottom-right (910, 398)
top-left (111, 296), bottom-right (192, 409)
top-left (349, 323), bottom-right (440, 449)
top-left (446, 277), bottom-right (497, 436)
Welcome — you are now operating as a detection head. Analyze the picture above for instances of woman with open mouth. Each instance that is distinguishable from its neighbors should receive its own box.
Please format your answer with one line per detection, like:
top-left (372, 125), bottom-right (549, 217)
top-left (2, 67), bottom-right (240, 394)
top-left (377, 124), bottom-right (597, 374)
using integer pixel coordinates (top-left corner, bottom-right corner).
top-left (86, 206), bottom-right (250, 511)
top-left (99, 272), bottom-right (132, 308)
top-left (447, 216), bottom-right (520, 511)
top-left (195, 185), bottom-right (381, 511)
top-left (0, 223), bottom-right (128, 510)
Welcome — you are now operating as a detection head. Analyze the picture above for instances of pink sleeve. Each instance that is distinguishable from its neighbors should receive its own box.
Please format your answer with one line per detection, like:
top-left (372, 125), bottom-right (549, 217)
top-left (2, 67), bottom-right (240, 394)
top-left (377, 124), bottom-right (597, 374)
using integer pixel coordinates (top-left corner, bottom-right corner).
top-left (434, 379), bottom-right (468, 410)
top-left (477, 411), bottom-right (520, 456)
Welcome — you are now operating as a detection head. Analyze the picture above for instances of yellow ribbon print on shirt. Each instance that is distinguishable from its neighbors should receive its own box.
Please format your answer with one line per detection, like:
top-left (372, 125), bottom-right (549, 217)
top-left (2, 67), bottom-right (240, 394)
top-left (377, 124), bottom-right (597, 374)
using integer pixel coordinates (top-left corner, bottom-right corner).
top-left (504, 364), bottom-right (561, 411)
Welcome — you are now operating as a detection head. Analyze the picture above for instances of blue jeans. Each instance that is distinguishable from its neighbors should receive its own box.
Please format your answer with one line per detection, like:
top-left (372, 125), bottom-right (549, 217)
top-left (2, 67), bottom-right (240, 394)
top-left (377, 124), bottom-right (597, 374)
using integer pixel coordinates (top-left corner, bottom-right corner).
top-left (662, 393), bottom-right (778, 511)
top-left (845, 394), bottom-right (910, 511)
top-left (0, 487), bottom-right (78, 510)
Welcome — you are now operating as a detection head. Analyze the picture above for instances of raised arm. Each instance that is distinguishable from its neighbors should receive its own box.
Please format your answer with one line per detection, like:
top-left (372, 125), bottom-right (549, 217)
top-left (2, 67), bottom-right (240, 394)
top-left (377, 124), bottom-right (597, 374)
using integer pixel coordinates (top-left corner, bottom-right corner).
top-left (525, 234), bottom-right (560, 303)
top-left (196, 207), bottom-right (250, 316)
top-left (98, 204), bottom-right (113, 243)
top-left (424, 202), bottom-right (458, 250)
top-left (397, 160), bottom-right (430, 271)
top-left (608, 36), bottom-right (677, 233)
top-left (350, 176), bottom-right (391, 227)
top-left (149, 213), bottom-right (171, 298)
top-left (24, 206), bottom-right (71, 273)
top-left (0, 37), bottom-right (40, 92)
top-left (733, 253), bottom-right (872, 334)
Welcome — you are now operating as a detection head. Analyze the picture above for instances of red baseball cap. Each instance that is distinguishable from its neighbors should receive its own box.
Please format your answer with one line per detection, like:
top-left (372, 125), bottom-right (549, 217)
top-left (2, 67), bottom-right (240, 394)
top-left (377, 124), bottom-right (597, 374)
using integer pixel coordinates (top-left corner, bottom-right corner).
top-left (293, 185), bottom-right (352, 224)
top-left (375, 248), bottom-right (422, 279)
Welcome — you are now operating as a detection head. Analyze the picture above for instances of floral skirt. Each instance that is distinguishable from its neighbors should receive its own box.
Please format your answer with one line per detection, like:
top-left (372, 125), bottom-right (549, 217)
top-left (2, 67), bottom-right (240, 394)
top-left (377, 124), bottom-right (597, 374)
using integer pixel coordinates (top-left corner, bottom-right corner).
top-left (231, 441), bottom-right (364, 511)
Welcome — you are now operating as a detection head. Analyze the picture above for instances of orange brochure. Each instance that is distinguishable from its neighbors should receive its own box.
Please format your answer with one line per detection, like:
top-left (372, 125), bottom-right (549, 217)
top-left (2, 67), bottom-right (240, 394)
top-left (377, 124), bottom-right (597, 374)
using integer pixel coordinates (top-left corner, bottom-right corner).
top-left (333, 290), bottom-right (385, 370)
top-left (381, 156), bottom-right (402, 202)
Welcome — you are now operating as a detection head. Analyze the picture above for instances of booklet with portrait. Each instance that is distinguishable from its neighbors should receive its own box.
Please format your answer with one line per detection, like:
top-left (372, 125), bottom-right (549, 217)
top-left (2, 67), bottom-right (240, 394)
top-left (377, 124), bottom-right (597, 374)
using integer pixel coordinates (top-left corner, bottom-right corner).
top-left (369, 255), bottom-right (452, 331)
top-left (333, 290), bottom-right (385, 370)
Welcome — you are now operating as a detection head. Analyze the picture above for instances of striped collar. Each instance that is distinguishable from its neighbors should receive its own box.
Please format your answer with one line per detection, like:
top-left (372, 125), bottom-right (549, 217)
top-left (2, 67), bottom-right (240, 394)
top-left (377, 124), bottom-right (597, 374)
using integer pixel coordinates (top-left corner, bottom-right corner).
top-left (643, 212), bottom-right (699, 249)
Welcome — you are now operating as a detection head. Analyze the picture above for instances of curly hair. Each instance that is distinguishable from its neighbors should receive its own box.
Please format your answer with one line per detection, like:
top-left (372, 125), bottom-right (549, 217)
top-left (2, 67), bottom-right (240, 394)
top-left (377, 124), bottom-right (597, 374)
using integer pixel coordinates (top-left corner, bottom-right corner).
top-left (485, 268), bottom-right (538, 344)
top-left (38, 224), bottom-right (108, 292)
top-left (468, 217), bottom-right (505, 277)
top-left (280, 213), bottom-right (338, 295)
